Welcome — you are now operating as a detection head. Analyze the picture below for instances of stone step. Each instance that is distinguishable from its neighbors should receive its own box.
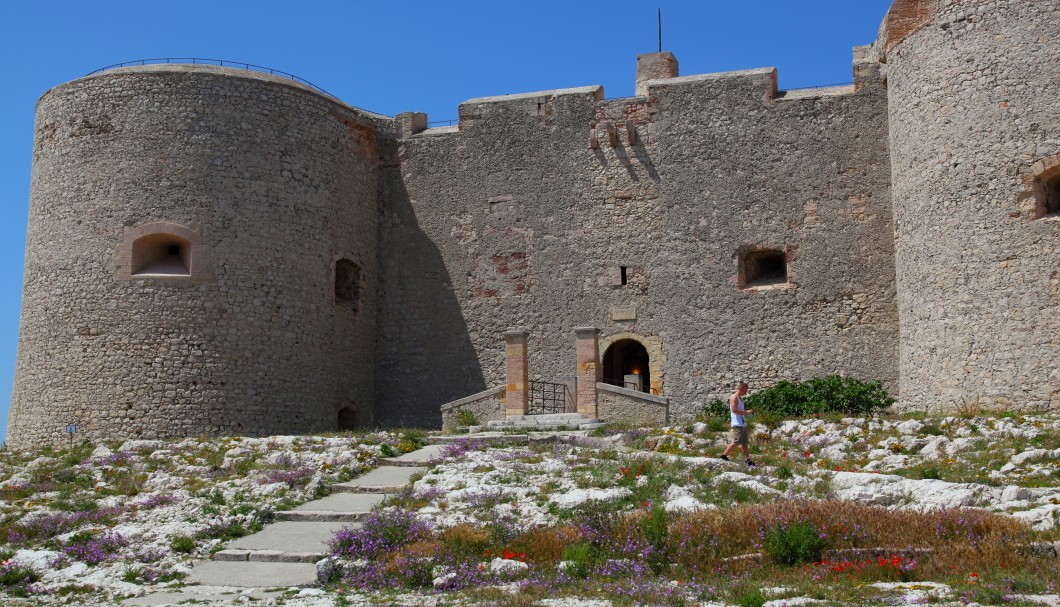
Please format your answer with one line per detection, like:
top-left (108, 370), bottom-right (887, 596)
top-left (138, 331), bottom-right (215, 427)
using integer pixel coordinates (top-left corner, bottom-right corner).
top-left (488, 416), bottom-right (599, 427)
top-left (186, 560), bottom-right (318, 587)
top-left (427, 432), bottom-right (530, 446)
top-left (332, 465), bottom-right (426, 493)
top-left (123, 588), bottom-right (284, 605)
top-left (215, 548), bottom-right (325, 563)
top-left (484, 420), bottom-right (602, 432)
top-left (504, 413), bottom-right (589, 421)
top-left (379, 444), bottom-right (447, 466)
top-left (276, 492), bottom-right (385, 522)
top-left (225, 520), bottom-right (355, 556)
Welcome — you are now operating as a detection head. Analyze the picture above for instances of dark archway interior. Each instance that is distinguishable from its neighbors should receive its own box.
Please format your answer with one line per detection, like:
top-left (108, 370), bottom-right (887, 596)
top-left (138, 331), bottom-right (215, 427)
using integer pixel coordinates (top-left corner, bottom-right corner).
top-left (1044, 173), bottom-right (1060, 215)
top-left (745, 250), bottom-right (787, 287)
top-left (337, 406), bottom-right (357, 431)
top-left (602, 338), bottom-right (650, 393)
top-left (132, 233), bottom-right (191, 276)
top-left (335, 259), bottom-right (361, 309)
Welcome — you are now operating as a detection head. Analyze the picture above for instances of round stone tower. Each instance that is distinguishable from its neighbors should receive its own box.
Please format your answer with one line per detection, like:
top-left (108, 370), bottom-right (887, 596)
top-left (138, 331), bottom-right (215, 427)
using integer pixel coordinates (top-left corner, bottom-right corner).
top-left (8, 64), bottom-right (384, 447)
top-left (883, 1), bottom-right (1060, 410)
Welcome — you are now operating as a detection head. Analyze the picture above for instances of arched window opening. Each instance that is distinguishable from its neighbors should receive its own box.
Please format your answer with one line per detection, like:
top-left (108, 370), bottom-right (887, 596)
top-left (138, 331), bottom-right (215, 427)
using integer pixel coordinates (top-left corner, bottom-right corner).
top-left (741, 249), bottom-right (787, 288)
top-left (132, 233), bottom-right (191, 276)
top-left (337, 406), bottom-right (357, 431)
top-left (602, 338), bottom-right (651, 393)
top-left (1042, 173), bottom-right (1060, 217)
top-left (335, 259), bottom-right (361, 310)
top-left (1030, 157), bottom-right (1060, 220)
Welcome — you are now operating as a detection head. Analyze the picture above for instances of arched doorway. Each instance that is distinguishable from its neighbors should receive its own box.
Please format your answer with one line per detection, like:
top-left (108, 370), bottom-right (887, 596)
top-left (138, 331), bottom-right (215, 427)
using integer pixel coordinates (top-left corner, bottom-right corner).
top-left (602, 339), bottom-right (651, 393)
top-left (337, 406), bottom-right (357, 431)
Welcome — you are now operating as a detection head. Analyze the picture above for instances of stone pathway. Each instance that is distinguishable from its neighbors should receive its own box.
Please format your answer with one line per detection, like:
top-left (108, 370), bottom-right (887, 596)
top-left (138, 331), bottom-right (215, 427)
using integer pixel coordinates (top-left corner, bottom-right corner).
top-left (125, 445), bottom-right (442, 603)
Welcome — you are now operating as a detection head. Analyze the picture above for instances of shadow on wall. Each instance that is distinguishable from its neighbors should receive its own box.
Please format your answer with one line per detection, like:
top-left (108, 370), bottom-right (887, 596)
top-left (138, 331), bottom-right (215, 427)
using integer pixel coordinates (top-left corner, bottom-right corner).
top-left (374, 164), bottom-right (485, 428)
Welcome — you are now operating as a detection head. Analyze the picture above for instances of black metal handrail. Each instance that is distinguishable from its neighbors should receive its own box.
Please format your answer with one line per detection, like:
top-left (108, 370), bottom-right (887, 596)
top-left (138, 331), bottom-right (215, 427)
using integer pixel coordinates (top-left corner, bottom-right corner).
top-left (528, 380), bottom-right (575, 415)
top-left (86, 58), bottom-right (336, 99)
top-left (780, 81), bottom-right (854, 93)
top-left (601, 377), bottom-right (660, 395)
top-left (427, 119), bottom-right (458, 127)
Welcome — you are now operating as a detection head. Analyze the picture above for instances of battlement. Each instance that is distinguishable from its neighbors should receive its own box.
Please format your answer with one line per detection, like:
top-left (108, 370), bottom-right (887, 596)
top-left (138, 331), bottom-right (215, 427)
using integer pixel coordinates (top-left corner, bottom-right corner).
top-left (401, 48), bottom-right (883, 138)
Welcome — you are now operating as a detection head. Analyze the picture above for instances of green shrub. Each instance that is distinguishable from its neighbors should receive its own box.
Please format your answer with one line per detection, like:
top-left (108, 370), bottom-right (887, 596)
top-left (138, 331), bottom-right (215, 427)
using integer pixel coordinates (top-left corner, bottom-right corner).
top-left (706, 416), bottom-right (728, 432)
top-left (734, 587), bottom-right (767, 607)
top-left (641, 506), bottom-right (669, 574)
top-left (200, 521), bottom-right (249, 541)
top-left (699, 399), bottom-right (729, 421)
top-left (763, 520), bottom-right (825, 565)
top-left (455, 410), bottom-right (479, 427)
top-left (379, 443), bottom-right (397, 458)
top-left (206, 490), bottom-right (226, 506)
top-left (169, 535), bottom-right (196, 554)
top-left (745, 375), bottom-right (894, 418)
top-left (399, 429), bottom-right (428, 449)
top-left (921, 424), bottom-right (944, 436)
top-left (917, 466), bottom-right (943, 480)
top-left (0, 562), bottom-right (40, 587)
top-left (561, 542), bottom-right (596, 579)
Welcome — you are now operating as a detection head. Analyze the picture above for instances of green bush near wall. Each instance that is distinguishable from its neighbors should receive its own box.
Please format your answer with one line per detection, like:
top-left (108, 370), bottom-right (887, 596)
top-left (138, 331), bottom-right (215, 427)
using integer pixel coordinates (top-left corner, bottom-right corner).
top-left (700, 375), bottom-right (894, 421)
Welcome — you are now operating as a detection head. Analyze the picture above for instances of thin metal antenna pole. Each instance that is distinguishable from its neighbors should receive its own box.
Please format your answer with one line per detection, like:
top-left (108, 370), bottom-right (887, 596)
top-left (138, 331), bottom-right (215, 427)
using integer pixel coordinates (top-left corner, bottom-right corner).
top-left (658, 8), bottom-right (662, 52)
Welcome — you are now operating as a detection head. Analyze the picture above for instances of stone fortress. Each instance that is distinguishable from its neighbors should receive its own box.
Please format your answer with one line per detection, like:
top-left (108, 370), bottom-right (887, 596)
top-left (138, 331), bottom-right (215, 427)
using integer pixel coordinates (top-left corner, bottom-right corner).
top-left (6, 0), bottom-right (1058, 448)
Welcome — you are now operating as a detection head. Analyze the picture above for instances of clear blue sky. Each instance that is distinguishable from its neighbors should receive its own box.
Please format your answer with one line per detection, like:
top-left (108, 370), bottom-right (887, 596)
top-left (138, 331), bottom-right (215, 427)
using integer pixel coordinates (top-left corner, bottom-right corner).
top-left (0, 0), bottom-right (892, 441)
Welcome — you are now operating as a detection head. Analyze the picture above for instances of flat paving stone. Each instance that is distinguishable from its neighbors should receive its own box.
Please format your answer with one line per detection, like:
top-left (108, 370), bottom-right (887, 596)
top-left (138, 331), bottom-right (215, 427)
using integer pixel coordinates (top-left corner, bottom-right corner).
top-left (333, 465), bottom-right (426, 493)
top-left (427, 432), bottom-right (530, 445)
top-left (227, 520), bottom-right (354, 553)
top-left (292, 492), bottom-right (384, 513)
top-left (123, 589), bottom-right (284, 605)
top-left (380, 444), bottom-right (448, 465)
top-left (186, 561), bottom-right (318, 587)
top-left (124, 591), bottom-right (234, 605)
top-left (277, 492), bottom-right (385, 521)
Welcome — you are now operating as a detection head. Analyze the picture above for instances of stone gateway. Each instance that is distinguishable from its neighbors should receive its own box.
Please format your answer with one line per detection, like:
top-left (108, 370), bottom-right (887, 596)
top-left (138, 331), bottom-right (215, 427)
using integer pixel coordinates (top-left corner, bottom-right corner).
top-left (7, 0), bottom-right (1059, 447)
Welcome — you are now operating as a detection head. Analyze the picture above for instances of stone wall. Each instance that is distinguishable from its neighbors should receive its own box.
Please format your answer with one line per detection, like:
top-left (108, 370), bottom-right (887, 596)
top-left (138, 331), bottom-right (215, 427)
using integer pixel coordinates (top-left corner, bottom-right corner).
top-left (379, 53), bottom-right (899, 426)
top-left (596, 383), bottom-right (669, 427)
top-left (7, 65), bottom-right (384, 447)
top-left (439, 386), bottom-right (506, 431)
top-left (885, 0), bottom-right (1060, 410)
top-left (14, 2), bottom-right (1055, 443)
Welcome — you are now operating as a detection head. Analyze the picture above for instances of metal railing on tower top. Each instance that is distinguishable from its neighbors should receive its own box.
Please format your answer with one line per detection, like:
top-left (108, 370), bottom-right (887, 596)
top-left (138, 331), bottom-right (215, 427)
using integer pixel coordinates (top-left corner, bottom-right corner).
top-left (86, 58), bottom-right (336, 99)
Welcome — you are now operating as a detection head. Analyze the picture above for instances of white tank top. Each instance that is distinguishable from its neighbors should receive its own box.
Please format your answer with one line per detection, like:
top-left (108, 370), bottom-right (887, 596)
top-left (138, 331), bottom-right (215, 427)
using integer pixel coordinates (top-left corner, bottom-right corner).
top-left (731, 397), bottom-right (746, 427)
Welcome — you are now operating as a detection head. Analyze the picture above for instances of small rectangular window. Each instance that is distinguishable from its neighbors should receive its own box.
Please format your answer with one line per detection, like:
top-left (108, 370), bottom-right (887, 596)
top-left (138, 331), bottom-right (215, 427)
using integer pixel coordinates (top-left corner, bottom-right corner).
top-left (620, 266), bottom-right (628, 286)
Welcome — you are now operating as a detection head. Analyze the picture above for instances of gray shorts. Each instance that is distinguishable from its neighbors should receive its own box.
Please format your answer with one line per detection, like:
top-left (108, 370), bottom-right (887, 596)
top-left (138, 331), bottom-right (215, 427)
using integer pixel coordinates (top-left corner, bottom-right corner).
top-left (731, 425), bottom-right (748, 446)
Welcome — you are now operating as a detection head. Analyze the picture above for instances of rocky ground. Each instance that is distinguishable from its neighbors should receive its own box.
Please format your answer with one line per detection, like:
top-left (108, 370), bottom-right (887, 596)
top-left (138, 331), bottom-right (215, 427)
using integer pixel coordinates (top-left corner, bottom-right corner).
top-left (0, 411), bottom-right (1058, 606)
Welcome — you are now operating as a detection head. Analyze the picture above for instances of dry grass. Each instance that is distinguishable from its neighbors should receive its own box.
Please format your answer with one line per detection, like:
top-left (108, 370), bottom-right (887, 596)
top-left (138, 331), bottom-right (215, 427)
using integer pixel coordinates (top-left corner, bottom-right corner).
top-left (667, 499), bottom-right (1035, 576)
top-left (507, 524), bottom-right (582, 566)
top-left (437, 524), bottom-right (491, 560)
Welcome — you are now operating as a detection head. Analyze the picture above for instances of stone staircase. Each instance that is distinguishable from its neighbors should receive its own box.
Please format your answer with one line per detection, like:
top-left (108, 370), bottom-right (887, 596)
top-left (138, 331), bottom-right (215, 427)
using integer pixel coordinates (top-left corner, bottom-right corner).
top-left (471, 413), bottom-right (605, 433)
top-left (171, 444), bottom-right (446, 589)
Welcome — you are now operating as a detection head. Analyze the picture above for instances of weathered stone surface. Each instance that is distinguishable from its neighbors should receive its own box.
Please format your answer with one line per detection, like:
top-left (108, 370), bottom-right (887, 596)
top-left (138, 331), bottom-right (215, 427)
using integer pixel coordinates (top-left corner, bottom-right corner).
top-left (887, 0), bottom-right (1060, 412)
top-left (8, 64), bottom-right (382, 447)
top-left (8, 2), bottom-right (1059, 445)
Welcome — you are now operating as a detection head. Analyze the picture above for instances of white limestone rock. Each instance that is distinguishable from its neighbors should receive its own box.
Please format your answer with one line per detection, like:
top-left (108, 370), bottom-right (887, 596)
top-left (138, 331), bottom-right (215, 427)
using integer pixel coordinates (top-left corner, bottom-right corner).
top-left (895, 420), bottom-right (924, 435)
top-left (489, 557), bottom-right (528, 575)
top-left (1009, 503), bottom-right (1060, 531)
top-left (90, 445), bottom-right (113, 459)
top-left (663, 484), bottom-right (712, 512)
top-left (551, 487), bottom-right (631, 508)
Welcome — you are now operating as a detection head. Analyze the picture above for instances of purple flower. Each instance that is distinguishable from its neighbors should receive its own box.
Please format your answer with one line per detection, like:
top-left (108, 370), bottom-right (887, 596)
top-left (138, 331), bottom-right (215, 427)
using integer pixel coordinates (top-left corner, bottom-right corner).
top-left (61, 531), bottom-right (127, 565)
top-left (328, 508), bottom-right (430, 559)
top-left (257, 467), bottom-right (316, 488)
top-left (137, 494), bottom-right (179, 509)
